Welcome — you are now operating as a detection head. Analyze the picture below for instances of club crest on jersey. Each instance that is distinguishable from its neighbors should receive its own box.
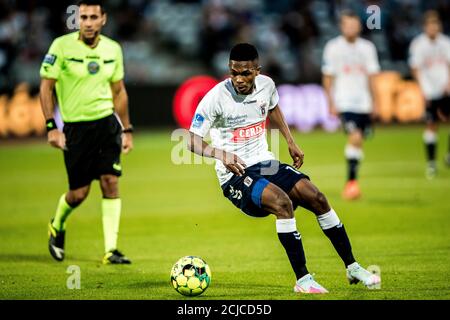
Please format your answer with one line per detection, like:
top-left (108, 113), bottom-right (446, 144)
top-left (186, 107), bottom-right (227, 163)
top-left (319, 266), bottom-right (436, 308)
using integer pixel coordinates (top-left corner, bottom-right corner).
top-left (87, 61), bottom-right (100, 74)
top-left (231, 121), bottom-right (265, 142)
top-left (259, 102), bottom-right (268, 116)
top-left (192, 113), bottom-right (205, 128)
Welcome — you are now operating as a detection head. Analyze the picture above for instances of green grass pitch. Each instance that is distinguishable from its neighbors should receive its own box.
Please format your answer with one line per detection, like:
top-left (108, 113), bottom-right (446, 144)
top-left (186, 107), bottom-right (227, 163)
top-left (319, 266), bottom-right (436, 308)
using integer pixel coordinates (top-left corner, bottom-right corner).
top-left (0, 125), bottom-right (449, 300)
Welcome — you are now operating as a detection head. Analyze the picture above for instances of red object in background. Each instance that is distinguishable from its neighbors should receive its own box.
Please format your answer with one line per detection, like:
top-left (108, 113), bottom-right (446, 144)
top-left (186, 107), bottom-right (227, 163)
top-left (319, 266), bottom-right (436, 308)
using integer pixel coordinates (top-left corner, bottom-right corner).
top-left (173, 75), bottom-right (219, 129)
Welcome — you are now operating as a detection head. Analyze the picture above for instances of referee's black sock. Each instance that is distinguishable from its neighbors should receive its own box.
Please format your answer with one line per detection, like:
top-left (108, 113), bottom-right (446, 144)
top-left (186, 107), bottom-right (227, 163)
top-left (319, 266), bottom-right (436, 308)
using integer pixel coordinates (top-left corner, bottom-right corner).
top-left (317, 209), bottom-right (355, 267)
top-left (276, 218), bottom-right (308, 280)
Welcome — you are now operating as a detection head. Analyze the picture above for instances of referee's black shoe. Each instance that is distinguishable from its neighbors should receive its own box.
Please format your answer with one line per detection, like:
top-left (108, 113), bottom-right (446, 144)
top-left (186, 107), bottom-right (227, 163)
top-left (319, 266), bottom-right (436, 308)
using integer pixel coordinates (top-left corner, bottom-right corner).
top-left (48, 219), bottom-right (65, 261)
top-left (103, 249), bottom-right (132, 265)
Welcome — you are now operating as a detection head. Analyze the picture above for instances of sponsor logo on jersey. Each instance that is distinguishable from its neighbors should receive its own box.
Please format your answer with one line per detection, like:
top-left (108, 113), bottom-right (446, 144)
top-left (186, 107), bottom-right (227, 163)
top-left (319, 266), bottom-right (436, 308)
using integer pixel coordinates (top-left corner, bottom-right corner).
top-left (231, 121), bottom-right (265, 142)
top-left (244, 176), bottom-right (253, 187)
top-left (423, 56), bottom-right (447, 68)
top-left (225, 115), bottom-right (247, 126)
top-left (87, 61), bottom-right (100, 74)
top-left (342, 64), bottom-right (367, 75)
top-left (192, 113), bottom-right (205, 128)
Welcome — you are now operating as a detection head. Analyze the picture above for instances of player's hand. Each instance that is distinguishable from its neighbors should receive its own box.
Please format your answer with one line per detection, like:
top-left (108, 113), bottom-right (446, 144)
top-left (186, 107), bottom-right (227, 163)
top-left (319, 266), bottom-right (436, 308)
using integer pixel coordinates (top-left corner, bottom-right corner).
top-left (329, 102), bottom-right (338, 117)
top-left (122, 132), bottom-right (133, 154)
top-left (47, 130), bottom-right (66, 150)
top-left (371, 104), bottom-right (380, 121)
top-left (221, 152), bottom-right (246, 176)
top-left (288, 142), bottom-right (304, 169)
top-left (437, 108), bottom-right (449, 122)
top-left (445, 82), bottom-right (450, 95)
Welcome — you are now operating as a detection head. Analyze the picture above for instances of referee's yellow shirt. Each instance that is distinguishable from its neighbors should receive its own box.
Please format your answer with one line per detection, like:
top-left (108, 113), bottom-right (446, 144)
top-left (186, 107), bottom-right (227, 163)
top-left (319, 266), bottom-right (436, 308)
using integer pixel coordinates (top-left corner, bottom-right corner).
top-left (40, 31), bottom-right (124, 123)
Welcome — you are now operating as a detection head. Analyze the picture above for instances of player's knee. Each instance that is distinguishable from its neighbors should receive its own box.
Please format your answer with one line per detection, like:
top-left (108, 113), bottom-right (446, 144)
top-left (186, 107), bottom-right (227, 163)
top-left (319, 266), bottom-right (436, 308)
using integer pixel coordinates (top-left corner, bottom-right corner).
top-left (314, 191), bottom-right (330, 214)
top-left (100, 175), bottom-right (118, 189)
top-left (100, 175), bottom-right (119, 197)
top-left (349, 132), bottom-right (363, 147)
top-left (274, 192), bottom-right (293, 219)
top-left (425, 123), bottom-right (437, 131)
top-left (67, 188), bottom-right (89, 207)
top-left (316, 191), bottom-right (327, 206)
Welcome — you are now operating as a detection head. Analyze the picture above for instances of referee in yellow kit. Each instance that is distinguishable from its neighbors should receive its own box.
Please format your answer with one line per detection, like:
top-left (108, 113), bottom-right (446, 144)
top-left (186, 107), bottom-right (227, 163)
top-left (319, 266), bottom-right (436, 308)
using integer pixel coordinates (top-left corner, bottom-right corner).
top-left (40, 0), bottom-right (133, 264)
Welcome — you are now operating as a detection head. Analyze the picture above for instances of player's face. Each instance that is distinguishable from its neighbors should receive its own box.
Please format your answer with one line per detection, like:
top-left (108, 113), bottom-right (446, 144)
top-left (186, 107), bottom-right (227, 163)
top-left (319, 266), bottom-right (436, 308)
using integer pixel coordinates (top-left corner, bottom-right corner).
top-left (79, 5), bottom-right (106, 42)
top-left (340, 16), bottom-right (361, 40)
top-left (424, 21), bottom-right (441, 39)
top-left (229, 60), bottom-right (260, 95)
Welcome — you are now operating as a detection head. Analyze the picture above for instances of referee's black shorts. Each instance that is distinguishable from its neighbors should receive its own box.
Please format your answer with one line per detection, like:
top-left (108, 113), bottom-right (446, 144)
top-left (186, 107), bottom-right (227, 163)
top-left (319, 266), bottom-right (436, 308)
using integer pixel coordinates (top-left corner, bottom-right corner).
top-left (63, 114), bottom-right (122, 190)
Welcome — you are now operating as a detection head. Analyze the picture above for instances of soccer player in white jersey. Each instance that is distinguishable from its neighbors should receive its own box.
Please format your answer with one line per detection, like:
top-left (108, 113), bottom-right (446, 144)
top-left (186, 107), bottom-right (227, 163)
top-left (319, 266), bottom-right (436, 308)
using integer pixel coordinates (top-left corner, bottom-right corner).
top-left (322, 10), bottom-right (380, 200)
top-left (409, 11), bottom-right (450, 179)
top-left (187, 43), bottom-right (380, 293)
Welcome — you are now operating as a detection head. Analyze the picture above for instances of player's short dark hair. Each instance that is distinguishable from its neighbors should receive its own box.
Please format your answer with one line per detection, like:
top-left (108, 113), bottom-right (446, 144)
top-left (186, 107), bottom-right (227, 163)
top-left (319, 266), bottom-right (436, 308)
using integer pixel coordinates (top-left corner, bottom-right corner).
top-left (78, 0), bottom-right (105, 13)
top-left (229, 43), bottom-right (259, 62)
top-left (339, 9), bottom-right (360, 23)
top-left (423, 10), bottom-right (441, 25)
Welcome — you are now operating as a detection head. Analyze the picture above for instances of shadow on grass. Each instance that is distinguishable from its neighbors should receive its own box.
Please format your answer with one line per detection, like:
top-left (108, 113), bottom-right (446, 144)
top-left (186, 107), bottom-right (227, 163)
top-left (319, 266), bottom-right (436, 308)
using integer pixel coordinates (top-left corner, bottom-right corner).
top-left (123, 281), bottom-right (290, 299)
top-left (0, 253), bottom-right (102, 264)
top-left (0, 253), bottom-right (52, 264)
top-left (125, 280), bottom-right (172, 289)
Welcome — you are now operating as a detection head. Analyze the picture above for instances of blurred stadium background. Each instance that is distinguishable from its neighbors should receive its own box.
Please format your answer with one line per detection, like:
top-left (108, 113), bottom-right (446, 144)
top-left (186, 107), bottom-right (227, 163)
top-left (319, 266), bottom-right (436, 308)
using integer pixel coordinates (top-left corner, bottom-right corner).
top-left (0, 0), bottom-right (449, 134)
top-left (0, 0), bottom-right (449, 300)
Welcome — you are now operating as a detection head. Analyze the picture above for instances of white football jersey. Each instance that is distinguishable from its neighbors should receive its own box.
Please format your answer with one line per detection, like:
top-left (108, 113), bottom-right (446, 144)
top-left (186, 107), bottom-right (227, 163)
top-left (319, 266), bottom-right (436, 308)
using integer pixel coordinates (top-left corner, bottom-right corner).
top-left (189, 75), bottom-right (279, 185)
top-left (409, 33), bottom-right (450, 100)
top-left (322, 36), bottom-right (380, 113)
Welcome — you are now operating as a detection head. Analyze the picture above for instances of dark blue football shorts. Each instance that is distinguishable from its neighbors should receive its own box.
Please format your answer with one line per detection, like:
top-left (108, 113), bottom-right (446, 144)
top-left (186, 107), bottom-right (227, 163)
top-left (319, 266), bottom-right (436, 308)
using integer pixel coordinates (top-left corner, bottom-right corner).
top-left (221, 160), bottom-right (309, 218)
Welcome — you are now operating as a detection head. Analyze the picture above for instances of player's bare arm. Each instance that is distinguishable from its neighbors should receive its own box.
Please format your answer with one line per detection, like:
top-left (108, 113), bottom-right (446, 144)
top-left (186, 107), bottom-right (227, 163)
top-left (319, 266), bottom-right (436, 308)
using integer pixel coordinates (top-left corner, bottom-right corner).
top-left (445, 64), bottom-right (450, 121)
top-left (187, 131), bottom-right (246, 176)
top-left (39, 78), bottom-right (65, 150)
top-left (446, 64), bottom-right (450, 95)
top-left (439, 63), bottom-right (449, 122)
top-left (111, 80), bottom-right (133, 154)
top-left (368, 74), bottom-right (379, 119)
top-left (411, 67), bottom-right (429, 105)
top-left (322, 74), bottom-right (337, 116)
top-left (268, 105), bottom-right (304, 168)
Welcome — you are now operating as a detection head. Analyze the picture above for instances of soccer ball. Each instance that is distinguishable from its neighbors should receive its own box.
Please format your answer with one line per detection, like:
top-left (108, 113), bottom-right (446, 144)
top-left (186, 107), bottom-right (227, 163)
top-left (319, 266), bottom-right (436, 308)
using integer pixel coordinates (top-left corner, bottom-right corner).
top-left (170, 256), bottom-right (211, 296)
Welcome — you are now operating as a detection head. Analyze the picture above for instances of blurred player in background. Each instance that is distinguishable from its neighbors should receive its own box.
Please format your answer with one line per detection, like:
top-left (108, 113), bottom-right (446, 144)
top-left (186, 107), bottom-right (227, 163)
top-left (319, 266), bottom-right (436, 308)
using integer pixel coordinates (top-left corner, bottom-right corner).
top-left (409, 10), bottom-right (450, 179)
top-left (322, 10), bottom-right (380, 200)
top-left (188, 43), bottom-right (380, 293)
top-left (39, 0), bottom-right (133, 264)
